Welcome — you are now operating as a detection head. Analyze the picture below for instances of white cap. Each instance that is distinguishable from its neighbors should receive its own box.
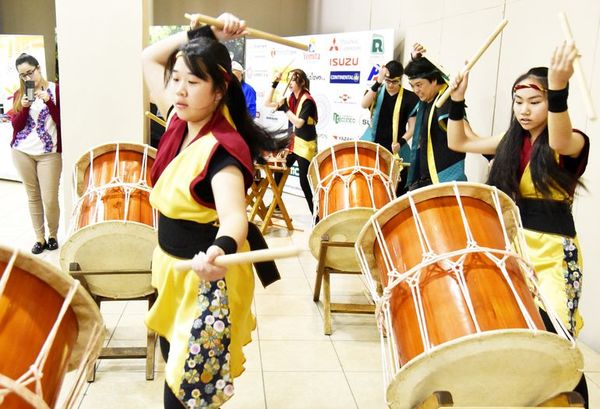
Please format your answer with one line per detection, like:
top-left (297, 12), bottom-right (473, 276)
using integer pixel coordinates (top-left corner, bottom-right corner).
top-left (231, 61), bottom-right (244, 72)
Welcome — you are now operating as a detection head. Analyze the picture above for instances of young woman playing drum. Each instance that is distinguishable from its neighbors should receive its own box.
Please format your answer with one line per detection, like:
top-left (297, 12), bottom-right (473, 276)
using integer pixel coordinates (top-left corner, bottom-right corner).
top-left (142, 13), bottom-right (281, 408)
top-left (447, 42), bottom-right (589, 406)
top-left (265, 68), bottom-right (318, 213)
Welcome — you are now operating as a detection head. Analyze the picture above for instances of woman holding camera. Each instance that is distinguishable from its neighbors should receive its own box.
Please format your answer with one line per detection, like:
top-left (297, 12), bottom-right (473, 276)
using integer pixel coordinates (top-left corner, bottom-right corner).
top-left (10, 53), bottom-right (62, 254)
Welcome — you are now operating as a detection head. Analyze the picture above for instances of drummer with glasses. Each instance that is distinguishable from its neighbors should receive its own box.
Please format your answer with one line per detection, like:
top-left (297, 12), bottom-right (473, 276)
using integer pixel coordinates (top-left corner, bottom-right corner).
top-left (361, 60), bottom-right (419, 196)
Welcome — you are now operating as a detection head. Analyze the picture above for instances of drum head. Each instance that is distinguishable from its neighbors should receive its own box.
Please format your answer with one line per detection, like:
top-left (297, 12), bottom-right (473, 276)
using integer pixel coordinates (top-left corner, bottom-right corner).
top-left (74, 142), bottom-right (157, 197)
top-left (0, 245), bottom-right (103, 371)
top-left (386, 330), bottom-right (583, 409)
top-left (309, 208), bottom-right (375, 272)
top-left (60, 222), bottom-right (157, 299)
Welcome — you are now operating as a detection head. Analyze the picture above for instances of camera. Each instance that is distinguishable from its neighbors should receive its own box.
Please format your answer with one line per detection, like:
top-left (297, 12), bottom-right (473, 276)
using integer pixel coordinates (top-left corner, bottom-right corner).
top-left (25, 80), bottom-right (35, 102)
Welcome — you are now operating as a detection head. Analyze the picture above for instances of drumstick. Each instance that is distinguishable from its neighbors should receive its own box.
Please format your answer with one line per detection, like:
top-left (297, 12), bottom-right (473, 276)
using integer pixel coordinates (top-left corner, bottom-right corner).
top-left (184, 13), bottom-right (309, 51)
top-left (436, 19), bottom-right (509, 108)
top-left (558, 12), bottom-right (597, 121)
top-left (174, 245), bottom-right (300, 272)
top-left (145, 111), bottom-right (166, 127)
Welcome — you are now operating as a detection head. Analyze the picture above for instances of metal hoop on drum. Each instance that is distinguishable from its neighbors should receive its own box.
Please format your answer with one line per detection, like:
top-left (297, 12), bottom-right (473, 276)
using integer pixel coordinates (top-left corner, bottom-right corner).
top-left (355, 182), bottom-right (581, 409)
top-left (0, 247), bottom-right (104, 408)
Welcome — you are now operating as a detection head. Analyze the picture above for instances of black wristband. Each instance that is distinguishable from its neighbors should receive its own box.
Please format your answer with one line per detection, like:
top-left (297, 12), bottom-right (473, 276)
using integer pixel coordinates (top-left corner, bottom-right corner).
top-left (271, 80), bottom-right (280, 89)
top-left (547, 86), bottom-right (569, 113)
top-left (371, 82), bottom-right (382, 92)
top-left (212, 235), bottom-right (237, 255)
top-left (448, 99), bottom-right (466, 120)
top-left (187, 25), bottom-right (215, 41)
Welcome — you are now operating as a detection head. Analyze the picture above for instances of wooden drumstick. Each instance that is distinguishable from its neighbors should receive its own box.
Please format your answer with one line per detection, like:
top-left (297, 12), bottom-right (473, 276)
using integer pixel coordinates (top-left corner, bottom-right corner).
top-left (436, 19), bottom-right (509, 108)
top-left (145, 111), bottom-right (166, 127)
top-left (558, 12), bottom-right (597, 121)
top-left (174, 245), bottom-right (300, 272)
top-left (184, 13), bottom-right (309, 51)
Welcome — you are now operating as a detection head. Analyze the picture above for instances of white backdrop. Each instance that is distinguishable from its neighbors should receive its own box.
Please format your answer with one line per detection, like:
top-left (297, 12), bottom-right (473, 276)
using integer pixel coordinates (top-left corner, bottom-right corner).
top-left (245, 29), bottom-right (394, 194)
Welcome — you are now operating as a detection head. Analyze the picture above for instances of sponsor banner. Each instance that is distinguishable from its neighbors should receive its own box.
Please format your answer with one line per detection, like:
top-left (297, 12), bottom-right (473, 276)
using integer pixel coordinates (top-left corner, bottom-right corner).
top-left (247, 29), bottom-right (394, 195)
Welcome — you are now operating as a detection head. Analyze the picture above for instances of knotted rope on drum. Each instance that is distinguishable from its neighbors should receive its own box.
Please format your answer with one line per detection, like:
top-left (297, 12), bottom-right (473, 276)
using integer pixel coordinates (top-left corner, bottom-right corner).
top-left (0, 249), bottom-right (17, 296)
top-left (61, 322), bottom-right (104, 408)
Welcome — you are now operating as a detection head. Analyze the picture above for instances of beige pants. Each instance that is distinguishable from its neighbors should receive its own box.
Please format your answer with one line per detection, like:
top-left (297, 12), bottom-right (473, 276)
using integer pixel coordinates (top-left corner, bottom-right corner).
top-left (11, 149), bottom-right (62, 242)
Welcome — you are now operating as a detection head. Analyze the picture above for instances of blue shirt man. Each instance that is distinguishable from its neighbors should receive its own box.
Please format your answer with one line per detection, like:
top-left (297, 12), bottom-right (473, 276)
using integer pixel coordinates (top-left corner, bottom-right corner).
top-left (232, 61), bottom-right (257, 118)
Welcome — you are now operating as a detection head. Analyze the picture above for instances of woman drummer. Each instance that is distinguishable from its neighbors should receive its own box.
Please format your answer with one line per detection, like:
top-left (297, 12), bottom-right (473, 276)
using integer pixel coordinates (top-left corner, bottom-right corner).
top-left (142, 13), bottom-right (281, 408)
top-left (447, 42), bottom-right (589, 406)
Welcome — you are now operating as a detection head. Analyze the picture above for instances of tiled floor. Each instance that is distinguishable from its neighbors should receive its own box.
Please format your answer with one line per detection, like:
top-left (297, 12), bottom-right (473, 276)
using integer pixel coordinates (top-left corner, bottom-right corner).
top-left (1, 177), bottom-right (599, 408)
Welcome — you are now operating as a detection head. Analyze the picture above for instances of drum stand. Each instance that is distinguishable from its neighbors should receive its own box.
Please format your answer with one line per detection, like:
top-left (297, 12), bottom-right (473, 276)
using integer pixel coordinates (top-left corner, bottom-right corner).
top-left (312, 234), bottom-right (375, 335)
top-left (415, 390), bottom-right (584, 409)
top-left (69, 263), bottom-right (157, 381)
top-left (247, 163), bottom-right (295, 234)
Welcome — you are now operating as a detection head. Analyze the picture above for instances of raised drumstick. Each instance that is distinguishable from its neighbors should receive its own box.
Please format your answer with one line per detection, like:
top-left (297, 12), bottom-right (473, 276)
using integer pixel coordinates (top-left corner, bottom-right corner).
top-left (145, 111), bottom-right (166, 127)
top-left (185, 13), bottom-right (309, 51)
top-left (558, 12), bottom-right (597, 121)
top-left (436, 19), bottom-right (509, 108)
top-left (174, 245), bottom-right (300, 272)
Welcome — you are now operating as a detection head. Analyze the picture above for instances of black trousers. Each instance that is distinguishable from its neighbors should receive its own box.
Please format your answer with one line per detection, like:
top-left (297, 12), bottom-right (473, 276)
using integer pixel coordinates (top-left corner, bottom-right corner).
top-left (274, 152), bottom-right (313, 214)
top-left (159, 337), bottom-right (185, 409)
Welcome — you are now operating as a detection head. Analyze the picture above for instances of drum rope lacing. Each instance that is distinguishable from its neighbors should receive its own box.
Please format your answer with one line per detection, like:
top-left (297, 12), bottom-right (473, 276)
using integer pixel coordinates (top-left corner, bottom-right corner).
top-left (358, 182), bottom-right (575, 380)
top-left (312, 143), bottom-right (398, 224)
top-left (0, 249), bottom-right (104, 408)
top-left (69, 144), bottom-right (158, 235)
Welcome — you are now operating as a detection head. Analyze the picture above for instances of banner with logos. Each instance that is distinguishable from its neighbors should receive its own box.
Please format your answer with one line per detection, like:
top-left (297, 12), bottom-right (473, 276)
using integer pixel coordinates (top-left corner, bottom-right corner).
top-left (245, 29), bottom-right (394, 194)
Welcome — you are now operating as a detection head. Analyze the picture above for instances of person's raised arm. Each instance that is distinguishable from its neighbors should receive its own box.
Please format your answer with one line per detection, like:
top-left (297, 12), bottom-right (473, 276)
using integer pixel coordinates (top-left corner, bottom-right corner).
top-left (447, 71), bottom-right (501, 154)
top-left (142, 13), bottom-right (247, 118)
top-left (547, 42), bottom-right (586, 158)
top-left (361, 65), bottom-right (386, 109)
top-left (264, 72), bottom-right (282, 108)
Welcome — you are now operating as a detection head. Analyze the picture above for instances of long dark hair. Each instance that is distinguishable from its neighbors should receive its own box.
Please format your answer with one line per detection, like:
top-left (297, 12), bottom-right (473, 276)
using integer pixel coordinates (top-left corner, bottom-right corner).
top-left (288, 68), bottom-right (310, 91)
top-left (487, 67), bottom-right (582, 201)
top-left (164, 37), bottom-right (287, 158)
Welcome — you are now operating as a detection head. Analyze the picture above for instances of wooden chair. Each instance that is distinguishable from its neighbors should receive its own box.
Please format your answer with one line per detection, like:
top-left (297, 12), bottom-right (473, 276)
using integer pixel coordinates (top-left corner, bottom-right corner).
top-left (247, 163), bottom-right (294, 233)
top-left (69, 263), bottom-right (157, 381)
top-left (312, 234), bottom-right (375, 335)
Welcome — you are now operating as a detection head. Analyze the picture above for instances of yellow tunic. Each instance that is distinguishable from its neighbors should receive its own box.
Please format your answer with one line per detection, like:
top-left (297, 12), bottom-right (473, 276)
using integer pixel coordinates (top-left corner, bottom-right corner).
top-left (145, 128), bottom-right (255, 396)
top-left (520, 161), bottom-right (583, 336)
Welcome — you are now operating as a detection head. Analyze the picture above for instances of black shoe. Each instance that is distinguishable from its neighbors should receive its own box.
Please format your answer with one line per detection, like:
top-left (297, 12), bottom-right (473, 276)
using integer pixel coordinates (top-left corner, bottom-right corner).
top-left (32, 241), bottom-right (47, 254)
top-left (47, 237), bottom-right (59, 251)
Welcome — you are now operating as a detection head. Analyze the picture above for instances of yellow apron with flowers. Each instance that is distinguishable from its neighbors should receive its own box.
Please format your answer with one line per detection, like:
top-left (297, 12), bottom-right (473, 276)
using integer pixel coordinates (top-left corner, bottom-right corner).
top-left (519, 162), bottom-right (583, 336)
top-left (145, 131), bottom-right (255, 404)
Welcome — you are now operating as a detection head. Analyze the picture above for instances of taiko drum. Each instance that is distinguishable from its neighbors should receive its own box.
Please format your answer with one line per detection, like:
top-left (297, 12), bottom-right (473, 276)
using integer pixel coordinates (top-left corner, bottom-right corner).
top-left (355, 183), bottom-right (583, 409)
top-left (0, 245), bottom-right (103, 408)
top-left (60, 143), bottom-right (157, 299)
top-left (308, 141), bottom-right (401, 272)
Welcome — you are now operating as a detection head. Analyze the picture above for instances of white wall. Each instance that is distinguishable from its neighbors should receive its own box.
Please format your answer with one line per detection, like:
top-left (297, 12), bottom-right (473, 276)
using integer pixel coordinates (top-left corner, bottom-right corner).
top-left (310, 0), bottom-right (600, 351)
top-left (54, 0), bottom-right (151, 216)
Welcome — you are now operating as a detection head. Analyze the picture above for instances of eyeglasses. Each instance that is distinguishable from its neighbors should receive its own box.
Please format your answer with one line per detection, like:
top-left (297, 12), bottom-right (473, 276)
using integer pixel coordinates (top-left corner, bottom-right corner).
top-left (384, 77), bottom-right (401, 85)
top-left (19, 67), bottom-right (38, 80)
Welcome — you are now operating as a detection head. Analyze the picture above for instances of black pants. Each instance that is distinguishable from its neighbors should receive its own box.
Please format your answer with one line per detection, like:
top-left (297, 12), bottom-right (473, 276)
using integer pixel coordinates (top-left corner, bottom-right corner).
top-left (159, 337), bottom-right (185, 409)
top-left (539, 309), bottom-right (589, 408)
top-left (274, 152), bottom-right (313, 214)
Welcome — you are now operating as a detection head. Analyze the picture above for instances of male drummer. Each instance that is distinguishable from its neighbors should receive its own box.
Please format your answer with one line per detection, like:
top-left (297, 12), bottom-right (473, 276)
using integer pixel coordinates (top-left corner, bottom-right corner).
top-left (403, 44), bottom-right (469, 190)
top-left (360, 60), bottom-right (419, 196)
